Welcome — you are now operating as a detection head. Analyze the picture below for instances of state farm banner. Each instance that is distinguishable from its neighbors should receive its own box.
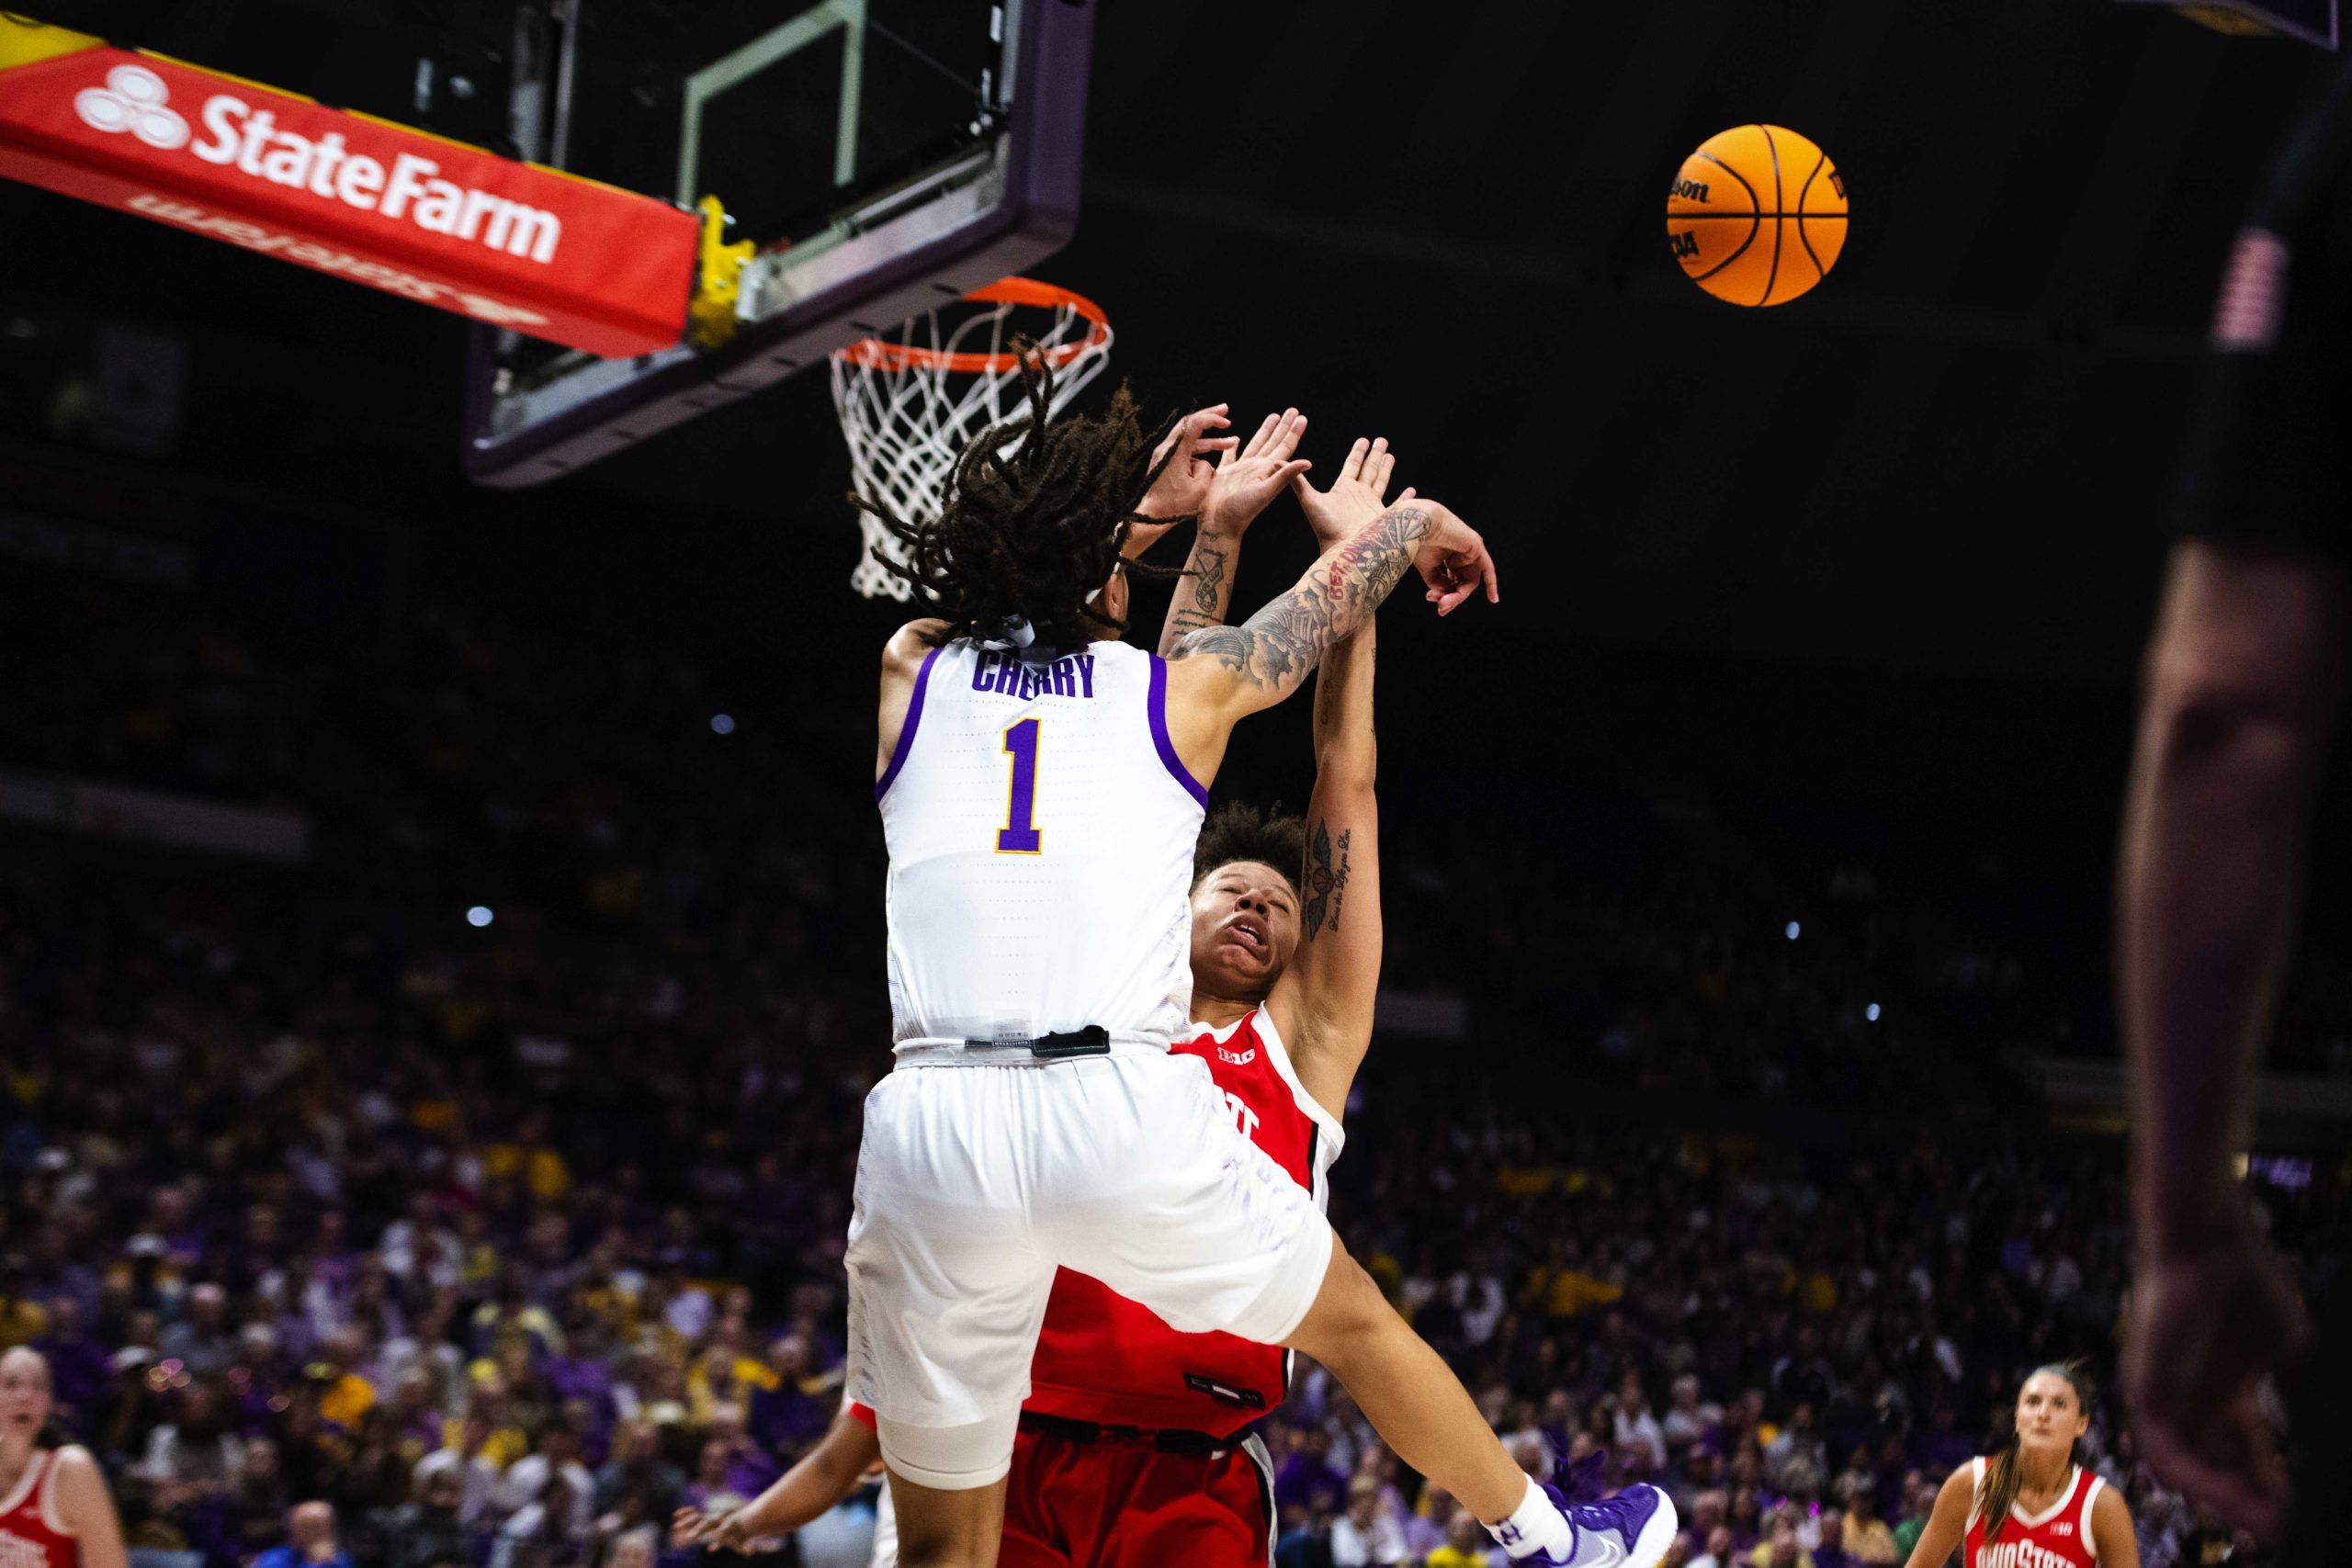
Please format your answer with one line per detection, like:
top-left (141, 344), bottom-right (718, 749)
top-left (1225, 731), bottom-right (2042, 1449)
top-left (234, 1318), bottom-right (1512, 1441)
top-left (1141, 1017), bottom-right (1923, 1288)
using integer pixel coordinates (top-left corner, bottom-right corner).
top-left (0, 18), bottom-right (697, 356)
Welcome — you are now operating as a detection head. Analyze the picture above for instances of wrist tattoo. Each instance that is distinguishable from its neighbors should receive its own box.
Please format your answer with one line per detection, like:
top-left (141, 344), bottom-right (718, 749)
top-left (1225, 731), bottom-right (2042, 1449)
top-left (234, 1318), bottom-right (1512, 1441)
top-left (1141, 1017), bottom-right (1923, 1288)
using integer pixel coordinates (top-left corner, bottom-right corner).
top-left (1304, 821), bottom-right (1351, 940)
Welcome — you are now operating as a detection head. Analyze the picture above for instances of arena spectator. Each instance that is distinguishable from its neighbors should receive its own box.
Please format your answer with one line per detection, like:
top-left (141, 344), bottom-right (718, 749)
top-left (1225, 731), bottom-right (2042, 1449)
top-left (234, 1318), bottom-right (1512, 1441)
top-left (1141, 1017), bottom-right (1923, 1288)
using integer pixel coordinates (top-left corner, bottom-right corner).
top-left (1330, 1473), bottom-right (1410, 1566)
top-left (254, 1502), bottom-right (356, 1568)
top-left (377, 1467), bottom-right (470, 1568)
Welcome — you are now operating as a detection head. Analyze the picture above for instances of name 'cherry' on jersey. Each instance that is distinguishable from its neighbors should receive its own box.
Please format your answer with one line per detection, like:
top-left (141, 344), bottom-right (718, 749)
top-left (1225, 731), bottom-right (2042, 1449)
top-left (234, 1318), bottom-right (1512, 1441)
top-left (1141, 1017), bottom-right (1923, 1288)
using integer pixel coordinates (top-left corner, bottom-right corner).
top-left (877, 639), bottom-right (1208, 1047)
top-left (1962, 1460), bottom-right (2105, 1568)
top-left (1025, 1004), bottom-right (1345, 1436)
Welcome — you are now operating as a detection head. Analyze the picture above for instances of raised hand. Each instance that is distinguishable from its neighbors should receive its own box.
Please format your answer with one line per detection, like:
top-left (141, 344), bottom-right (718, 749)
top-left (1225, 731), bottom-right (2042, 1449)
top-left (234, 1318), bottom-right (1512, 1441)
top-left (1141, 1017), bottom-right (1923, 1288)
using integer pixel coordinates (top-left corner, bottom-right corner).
top-left (1294, 435), bottom-right (1496, 616)
top-left (1293, 436), bottom-right (1408, 549)
top-left (1416, 510), bottom-right (1500, 616)
top-left (1202, 408), bottom-right (1313, 537)
top-left (1126, 404), bottom-right (1238, 558)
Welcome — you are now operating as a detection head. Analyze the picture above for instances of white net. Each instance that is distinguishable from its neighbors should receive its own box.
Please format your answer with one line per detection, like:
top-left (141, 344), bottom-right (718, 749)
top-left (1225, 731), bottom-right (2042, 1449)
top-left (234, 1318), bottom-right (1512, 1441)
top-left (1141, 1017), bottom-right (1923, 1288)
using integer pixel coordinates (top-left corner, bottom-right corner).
top-left (830, 283), bottom-right (1114, 599)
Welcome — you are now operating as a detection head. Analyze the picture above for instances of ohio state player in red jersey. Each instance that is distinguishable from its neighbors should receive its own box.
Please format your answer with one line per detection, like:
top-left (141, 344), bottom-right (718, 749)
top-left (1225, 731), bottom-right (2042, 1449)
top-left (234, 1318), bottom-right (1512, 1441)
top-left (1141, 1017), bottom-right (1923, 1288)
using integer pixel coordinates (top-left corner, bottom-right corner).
top-left (678, 430), bottom-right (1409, 1568)
top-left (1898, 1366), bottom-right (2139, 1568)
top-left (0, 1349), bottom-right (129, 1568)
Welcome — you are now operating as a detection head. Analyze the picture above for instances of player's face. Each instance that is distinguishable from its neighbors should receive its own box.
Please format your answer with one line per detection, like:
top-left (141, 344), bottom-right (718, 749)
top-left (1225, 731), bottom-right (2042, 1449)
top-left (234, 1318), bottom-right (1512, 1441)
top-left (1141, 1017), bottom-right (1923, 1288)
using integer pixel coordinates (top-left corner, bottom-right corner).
top-left (0, 1350), bottom-right (51, 1436)
top-left (2012, 1372), bottom-right (2086, 1453)
top-left (1190, 860), bottom-right (1301, 995)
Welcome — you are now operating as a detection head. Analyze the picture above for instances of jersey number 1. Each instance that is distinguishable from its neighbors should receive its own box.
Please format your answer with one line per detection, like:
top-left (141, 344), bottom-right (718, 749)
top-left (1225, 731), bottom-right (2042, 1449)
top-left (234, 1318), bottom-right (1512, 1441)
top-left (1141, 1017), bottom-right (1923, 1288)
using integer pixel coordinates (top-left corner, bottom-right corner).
top-left (997, 719), bottom-right (1043, 853)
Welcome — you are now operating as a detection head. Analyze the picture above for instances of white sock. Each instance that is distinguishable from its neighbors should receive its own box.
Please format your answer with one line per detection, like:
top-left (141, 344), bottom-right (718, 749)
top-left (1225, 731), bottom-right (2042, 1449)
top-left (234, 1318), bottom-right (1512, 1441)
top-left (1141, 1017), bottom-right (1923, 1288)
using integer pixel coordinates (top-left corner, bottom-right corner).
top-left (1487, 1474), bottom-right (1574, 1560)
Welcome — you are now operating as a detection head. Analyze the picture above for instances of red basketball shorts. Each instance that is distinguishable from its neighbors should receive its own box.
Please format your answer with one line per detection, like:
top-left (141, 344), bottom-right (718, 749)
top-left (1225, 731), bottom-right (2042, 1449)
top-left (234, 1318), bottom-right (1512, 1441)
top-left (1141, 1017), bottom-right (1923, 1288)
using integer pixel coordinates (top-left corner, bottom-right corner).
top-left (996, 1421), bottom-right (1274, 1568)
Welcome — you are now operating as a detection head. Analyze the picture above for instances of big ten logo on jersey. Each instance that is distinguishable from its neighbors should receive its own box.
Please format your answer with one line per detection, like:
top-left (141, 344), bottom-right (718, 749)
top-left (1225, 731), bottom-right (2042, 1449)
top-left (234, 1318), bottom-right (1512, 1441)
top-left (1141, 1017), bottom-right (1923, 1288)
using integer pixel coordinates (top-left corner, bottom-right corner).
top-left (971, 649), bottom-right (1097, 701)
top-left (1222, 1089), bottom-right (1260, 1141)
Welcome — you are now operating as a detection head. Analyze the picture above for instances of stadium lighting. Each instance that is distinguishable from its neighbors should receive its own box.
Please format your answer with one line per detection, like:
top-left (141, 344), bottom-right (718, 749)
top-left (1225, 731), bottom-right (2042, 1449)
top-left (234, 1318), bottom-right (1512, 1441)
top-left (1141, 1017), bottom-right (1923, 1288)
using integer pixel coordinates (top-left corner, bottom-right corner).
top-left (711, 713), bottom-right (737, 735)
top-left (1784, 920), bottom-right (1801, 940)
top-left (467, 906), bottom-right (493, 928)
top-left (1865, 1003), bottom-right (1882, 1022)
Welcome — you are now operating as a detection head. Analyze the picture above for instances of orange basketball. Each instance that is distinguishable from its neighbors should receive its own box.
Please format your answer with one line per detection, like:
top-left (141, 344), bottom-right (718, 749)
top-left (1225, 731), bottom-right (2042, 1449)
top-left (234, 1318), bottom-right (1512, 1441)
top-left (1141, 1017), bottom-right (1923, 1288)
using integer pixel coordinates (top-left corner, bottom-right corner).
top-left (1668, 125), bottom-right (1847, 307)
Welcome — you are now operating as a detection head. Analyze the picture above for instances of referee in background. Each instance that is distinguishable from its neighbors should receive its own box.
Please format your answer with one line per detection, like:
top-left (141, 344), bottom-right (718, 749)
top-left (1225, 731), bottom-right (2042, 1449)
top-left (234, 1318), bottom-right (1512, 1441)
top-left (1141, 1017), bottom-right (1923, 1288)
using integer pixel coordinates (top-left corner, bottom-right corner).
top-left (2119, 25), bottom-right (2348, 1568)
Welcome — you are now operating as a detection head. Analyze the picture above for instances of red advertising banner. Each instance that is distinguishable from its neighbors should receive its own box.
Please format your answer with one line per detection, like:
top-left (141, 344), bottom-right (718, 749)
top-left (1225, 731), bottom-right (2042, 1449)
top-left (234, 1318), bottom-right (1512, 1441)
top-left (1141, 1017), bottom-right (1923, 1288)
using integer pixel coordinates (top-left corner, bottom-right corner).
top-left (0, 18), bottom-right (697, 357)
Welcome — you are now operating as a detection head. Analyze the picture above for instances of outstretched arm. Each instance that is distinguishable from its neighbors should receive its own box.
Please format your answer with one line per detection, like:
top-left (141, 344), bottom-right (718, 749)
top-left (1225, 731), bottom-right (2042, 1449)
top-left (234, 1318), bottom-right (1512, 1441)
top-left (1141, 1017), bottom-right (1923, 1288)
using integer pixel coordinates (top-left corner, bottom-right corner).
top-left (1161, 499), bottom-right (1494, 783)
top-left (2120, 539), bottom-right (2334, 1537)
top-left (1267, 439), bottom-right (1397, 1119)
top-left (673, 1408), bottom-right (883, 1550)
top-left (1155, 410), bottom-right (1306, 654)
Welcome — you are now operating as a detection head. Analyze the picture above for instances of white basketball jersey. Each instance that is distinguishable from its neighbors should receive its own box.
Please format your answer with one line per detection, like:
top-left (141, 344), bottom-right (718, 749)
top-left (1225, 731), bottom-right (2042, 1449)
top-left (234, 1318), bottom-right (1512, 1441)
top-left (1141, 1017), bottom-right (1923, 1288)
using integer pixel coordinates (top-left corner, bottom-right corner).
top-left (876, 637), bottom-right (1207, 1047)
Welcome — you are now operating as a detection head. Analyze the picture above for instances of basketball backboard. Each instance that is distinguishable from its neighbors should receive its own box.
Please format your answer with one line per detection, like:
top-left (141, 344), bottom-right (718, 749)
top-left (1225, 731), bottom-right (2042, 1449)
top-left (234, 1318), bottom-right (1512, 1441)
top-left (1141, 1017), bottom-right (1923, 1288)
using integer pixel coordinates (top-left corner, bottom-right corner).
top-left (456, 0), bottom-right (1094, 487)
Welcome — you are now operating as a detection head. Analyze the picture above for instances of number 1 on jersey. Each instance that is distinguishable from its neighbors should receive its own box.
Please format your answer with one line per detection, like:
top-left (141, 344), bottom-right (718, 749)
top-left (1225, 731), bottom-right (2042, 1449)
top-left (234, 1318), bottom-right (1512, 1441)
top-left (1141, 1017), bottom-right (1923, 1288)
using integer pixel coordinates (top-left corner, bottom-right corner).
top-left (997, 719), bottom-right (1043, 853)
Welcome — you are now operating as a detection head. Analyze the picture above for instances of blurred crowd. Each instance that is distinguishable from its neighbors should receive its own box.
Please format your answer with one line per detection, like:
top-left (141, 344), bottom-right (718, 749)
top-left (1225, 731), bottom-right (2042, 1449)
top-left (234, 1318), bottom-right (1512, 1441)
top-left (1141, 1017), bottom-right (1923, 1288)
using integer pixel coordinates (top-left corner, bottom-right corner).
top-left (0, 569), bottom-right (2344, 1568)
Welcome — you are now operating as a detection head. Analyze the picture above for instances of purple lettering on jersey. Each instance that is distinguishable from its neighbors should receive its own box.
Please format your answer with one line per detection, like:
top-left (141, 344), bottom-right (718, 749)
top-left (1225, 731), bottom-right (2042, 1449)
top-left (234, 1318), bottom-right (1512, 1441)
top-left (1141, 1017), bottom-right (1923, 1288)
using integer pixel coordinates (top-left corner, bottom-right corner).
top-left (971, 650), bottom-right (1100, 700)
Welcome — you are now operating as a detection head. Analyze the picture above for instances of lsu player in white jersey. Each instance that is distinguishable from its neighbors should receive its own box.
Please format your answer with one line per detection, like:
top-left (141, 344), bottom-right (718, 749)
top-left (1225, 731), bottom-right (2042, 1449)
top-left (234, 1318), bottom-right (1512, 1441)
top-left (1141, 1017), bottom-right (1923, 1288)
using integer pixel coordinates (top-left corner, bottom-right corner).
top-left (850, 360), bottom-right (1674, 1568)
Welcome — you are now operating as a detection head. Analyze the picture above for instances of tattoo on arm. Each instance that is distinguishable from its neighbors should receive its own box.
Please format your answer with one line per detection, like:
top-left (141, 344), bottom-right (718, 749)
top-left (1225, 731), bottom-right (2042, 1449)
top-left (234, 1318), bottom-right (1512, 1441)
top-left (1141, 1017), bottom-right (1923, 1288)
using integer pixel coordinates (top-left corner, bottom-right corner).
top-left (1303, 822), bottom-right (1351, 940)
top-left (1167, 539), bottom-right (1232, 641)
top-left (1170, 506), bottom-right (1429, 694)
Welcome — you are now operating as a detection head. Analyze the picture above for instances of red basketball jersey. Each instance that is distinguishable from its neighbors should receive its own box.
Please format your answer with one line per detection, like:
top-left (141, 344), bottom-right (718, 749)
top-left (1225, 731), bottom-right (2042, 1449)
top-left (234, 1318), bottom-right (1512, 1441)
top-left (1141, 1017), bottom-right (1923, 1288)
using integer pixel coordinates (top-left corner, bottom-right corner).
top-left (0, 1451), bottom-right (81, 1568)
top-left (1963, 1460), bottom-right (2106, 1568)
top-left (1024, 1005), bottom-right (1343, 1436)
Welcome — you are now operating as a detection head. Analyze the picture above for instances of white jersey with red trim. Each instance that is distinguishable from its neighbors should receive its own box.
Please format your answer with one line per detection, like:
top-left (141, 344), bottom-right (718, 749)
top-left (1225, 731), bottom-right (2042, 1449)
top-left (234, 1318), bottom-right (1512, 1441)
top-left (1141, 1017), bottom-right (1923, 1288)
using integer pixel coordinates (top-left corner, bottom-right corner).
top-left (876, 638), bottom-right (1206, 1048)
top-left (1963, 1460), bottom-right (2106, 1568)
top-left (0, 1450), bottom-right (79, 1568)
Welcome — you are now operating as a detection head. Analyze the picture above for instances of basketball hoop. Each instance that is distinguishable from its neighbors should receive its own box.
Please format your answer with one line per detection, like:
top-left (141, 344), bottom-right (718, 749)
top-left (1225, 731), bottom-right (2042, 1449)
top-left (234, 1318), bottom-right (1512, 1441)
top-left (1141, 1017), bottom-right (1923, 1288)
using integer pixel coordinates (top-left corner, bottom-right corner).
top-left (831, 277), bottom-right (1114, 600)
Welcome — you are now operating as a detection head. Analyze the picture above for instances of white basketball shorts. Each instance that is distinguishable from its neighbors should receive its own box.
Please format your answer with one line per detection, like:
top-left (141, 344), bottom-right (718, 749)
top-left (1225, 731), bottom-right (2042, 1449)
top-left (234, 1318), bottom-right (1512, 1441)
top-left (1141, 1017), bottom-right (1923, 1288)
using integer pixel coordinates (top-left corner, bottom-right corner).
top-left (843, 1046), bottom-right (1334, 1484)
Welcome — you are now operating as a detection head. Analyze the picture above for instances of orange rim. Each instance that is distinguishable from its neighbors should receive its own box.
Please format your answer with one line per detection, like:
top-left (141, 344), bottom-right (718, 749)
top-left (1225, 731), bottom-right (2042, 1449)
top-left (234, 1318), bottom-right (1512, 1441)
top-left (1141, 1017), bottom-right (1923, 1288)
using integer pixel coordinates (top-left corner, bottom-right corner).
top-left (836, 277), bottom-right (1112, 373)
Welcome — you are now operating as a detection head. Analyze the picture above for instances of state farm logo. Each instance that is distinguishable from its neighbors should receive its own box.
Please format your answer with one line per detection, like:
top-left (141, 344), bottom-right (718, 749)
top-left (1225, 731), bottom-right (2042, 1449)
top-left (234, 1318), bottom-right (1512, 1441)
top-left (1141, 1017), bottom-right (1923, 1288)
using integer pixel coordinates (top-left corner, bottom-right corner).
top-left (67, 62), bottom-right (563, 264)
top-left (75, 65), bottom-right (188, 150)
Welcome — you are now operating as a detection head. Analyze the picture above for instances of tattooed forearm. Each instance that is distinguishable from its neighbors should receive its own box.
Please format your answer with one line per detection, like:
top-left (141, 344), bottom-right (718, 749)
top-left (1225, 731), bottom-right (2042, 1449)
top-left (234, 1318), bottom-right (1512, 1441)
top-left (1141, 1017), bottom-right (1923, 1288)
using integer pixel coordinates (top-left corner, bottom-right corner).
top-left (1170, 505), bottom-right (1430, 695)
top-left (1303, 822), bottom-right (1351, 940)
top-left (1159, 536), bottom-right (1236, 655)
top-left (1190, 544), bottom-right (1230, 615)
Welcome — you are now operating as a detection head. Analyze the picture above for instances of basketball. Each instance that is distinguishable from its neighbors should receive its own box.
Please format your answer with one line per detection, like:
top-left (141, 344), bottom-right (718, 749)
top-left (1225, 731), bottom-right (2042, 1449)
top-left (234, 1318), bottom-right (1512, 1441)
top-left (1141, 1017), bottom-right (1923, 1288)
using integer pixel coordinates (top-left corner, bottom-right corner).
top-left (1669, 124), bottom-right (1848, 307)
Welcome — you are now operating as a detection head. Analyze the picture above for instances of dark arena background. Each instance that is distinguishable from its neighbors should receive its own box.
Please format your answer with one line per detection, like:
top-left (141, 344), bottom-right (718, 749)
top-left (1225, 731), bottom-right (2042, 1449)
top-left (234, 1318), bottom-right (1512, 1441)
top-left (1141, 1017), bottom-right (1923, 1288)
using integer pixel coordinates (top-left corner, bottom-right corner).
top-left (2, 5), bottom-right (2346, 1568)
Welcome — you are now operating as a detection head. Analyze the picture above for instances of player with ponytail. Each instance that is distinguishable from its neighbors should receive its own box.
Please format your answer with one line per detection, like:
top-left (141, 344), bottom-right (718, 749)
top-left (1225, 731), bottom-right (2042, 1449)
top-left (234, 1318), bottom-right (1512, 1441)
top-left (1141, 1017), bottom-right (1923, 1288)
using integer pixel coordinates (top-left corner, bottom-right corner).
top-left (1900, 1365), bottom-right (2137, 1568)
top-left (0, 1348), bottom-right (128, 1568)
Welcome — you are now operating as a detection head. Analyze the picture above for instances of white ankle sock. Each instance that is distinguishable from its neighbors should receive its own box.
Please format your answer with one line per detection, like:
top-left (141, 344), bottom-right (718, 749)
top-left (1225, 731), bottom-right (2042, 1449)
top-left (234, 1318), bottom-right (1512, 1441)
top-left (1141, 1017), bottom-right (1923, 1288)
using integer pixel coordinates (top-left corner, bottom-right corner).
top-left (1487, 1474), bottom-right (1574, 1560)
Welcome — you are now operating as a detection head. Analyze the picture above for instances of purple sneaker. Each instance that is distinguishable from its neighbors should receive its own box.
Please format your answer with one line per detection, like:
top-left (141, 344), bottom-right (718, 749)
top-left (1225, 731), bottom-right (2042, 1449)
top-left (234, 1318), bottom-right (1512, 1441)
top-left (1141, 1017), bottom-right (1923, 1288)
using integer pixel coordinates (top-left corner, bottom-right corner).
top-left (1525, 1482), bottom-right (1678, 1568)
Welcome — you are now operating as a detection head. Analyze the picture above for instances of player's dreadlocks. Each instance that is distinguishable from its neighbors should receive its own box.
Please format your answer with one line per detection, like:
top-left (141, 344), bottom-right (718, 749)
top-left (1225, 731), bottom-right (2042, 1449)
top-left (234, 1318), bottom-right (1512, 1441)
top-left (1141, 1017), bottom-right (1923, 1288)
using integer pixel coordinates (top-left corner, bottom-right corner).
top-left (1193, 802), bottom-right (1306, 897)
top-left (857, 344), bottom-right (1184, 649)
